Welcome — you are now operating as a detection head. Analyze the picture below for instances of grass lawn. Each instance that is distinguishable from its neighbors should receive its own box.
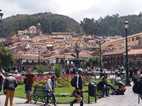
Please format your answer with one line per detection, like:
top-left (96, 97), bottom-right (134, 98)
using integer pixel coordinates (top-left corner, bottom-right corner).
top-left (15, 84), bottom-right (96, 104)
top-left (15, 85), bottom-right (25, 98)
top-left (14, 79), bottom-right (116, 104)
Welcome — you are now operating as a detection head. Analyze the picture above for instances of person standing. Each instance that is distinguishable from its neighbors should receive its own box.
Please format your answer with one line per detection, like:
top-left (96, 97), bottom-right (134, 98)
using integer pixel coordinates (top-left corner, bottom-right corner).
top-left (70, 71), bottom-right (83, 106)
top-left (51, 75), bottom-right (56, 91)
top-left (3, 73), bottom-right (17, 106)
top-left (24, 67), bottom-right (35, 103)
top-left (45, 74), bottom-right (56, 106)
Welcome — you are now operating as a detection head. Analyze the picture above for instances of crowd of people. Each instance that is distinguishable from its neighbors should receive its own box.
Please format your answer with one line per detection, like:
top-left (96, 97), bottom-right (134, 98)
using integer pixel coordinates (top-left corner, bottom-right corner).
top-left (1, 66), bottom-right (141, 106)
top-left (0, 67), bottom-right (57, 106)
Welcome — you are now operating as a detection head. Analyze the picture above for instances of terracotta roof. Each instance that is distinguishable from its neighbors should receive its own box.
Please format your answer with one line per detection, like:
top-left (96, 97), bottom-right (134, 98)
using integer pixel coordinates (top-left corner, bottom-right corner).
top-left (49, 53), bottom-right (74, 59)
top-left (79, 50), bottom-right (93, 58)
top-left (103, 48), bottom-right (142, 56)
top-left (128, 49), bottom-right (142, 55)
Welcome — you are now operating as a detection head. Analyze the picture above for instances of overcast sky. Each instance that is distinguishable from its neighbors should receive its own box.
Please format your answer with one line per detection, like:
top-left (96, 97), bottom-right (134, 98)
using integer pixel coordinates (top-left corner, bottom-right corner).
top-left (0, 0), bottom-right (142, 21)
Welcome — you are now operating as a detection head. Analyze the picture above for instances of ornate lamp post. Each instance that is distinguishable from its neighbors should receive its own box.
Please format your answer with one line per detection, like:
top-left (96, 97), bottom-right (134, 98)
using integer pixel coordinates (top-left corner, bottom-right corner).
top-left (75, 43), bottom-right (80, 59)
top-left (0, 10), bottom-right (3, 22)
top-left (124, 20), bottom-right (130, 86)
top-left (0, 10), bottom-right (3, 69)
top-left (96, 40), bottom-right (105, 72)
top-left (99, 41), bottom-right (102, 72)
top-left (37, 23), bottom-right (41, 35)
top-left (74, 43), bottom-right (81, 68)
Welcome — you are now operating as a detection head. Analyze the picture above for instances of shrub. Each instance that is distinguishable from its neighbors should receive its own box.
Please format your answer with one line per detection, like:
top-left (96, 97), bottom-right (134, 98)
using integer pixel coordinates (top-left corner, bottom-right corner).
top-left (34, 65), bottom-right (48, 74)
top-left (54, 64), bottom-right (61, 78)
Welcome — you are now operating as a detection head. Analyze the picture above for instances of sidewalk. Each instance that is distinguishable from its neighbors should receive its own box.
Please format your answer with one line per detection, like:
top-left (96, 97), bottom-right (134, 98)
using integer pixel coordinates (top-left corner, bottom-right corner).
top-left (0, 87), bottom-right (142, 106)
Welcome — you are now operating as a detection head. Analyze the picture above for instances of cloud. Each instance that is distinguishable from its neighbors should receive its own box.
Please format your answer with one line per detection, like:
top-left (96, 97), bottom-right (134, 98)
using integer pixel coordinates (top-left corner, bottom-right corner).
top-left (0, 0), bottom-right (142, 21)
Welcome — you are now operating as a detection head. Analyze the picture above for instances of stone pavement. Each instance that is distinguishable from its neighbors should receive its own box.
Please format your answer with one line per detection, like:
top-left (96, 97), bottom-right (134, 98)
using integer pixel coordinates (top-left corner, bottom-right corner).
top-left (0, 87), bottom-right (142, 106)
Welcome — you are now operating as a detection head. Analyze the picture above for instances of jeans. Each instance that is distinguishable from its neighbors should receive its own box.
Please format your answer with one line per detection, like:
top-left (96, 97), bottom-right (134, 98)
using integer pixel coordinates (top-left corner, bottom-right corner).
top-left (101, 86), bottom-right (109, 97)
top-left (45, 90), bottom-right (56, 105)
top-left (70, 99), bottom-right (83, 106)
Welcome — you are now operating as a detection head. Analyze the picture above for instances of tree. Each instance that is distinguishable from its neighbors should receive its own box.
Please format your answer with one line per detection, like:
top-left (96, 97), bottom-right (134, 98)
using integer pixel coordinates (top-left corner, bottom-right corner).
top-left (54, 64), bottom-right (61, 78)
top-left (34, 65), bottom-right (47, 74)
top-left (0, 44), bottom-right (14, 71)
top-left (0, 13), bottom-right (81, 37)
top-left (80, 18), bottom-right (96, 35)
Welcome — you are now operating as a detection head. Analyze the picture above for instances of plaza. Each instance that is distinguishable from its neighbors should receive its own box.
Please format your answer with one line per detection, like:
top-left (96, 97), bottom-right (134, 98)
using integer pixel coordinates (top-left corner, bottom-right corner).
top-left (1, 1), bottom-right (142, 106)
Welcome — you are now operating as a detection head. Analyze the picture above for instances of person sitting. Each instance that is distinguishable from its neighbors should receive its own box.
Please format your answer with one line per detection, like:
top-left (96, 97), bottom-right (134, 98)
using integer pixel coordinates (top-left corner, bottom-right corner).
top-left (97, 75), bottom-right (110, 97)
top-left (112, 84), bottom-right (126, 95)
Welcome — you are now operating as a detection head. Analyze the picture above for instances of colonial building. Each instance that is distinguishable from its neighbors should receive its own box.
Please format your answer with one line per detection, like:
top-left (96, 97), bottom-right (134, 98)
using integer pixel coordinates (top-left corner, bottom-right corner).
top-left (102, 32), bottom-right (142, 68)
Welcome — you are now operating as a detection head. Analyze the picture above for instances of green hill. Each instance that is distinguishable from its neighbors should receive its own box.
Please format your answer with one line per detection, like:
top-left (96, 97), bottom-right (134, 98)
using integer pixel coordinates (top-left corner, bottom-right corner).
top-left (0, 12), bottom-right (81, 37)
top-left (81, 13), bottom-right (142, 36)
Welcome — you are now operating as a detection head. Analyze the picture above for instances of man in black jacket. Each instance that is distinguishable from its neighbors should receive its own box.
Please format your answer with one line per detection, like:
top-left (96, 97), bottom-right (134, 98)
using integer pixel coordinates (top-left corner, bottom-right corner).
top-left (70, 71), bottom-right (83, 106)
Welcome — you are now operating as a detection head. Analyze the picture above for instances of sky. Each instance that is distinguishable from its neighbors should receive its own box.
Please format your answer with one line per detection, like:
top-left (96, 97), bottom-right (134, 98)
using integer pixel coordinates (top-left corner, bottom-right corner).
top-left (0, 0), bottom-right (142, 21)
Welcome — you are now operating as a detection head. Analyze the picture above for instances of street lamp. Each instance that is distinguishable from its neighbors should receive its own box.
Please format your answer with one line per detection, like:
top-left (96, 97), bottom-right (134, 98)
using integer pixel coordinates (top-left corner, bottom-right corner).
top-left (97, 40), bottom-right (105, 73)
top-left (75, 43), bottom-right (80, 59)
top-left (37, 23), bottom-right (41, 35)
top-left (98, 41), bottom-right (102, 72)
top-left (124, 20), bottom-right (130, 86)
top-left (0, 10), bottom-right (3, 22)
top-left (74, 43), bottom-right (81, 68)
top-left (0, 10), bottom-right (3, 52)
top-left (38, 47), bottom-right (40, 64)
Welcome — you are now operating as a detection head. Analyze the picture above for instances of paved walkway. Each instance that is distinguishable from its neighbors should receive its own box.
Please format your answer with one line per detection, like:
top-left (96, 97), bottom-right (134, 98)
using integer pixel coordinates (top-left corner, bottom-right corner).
top-left (0, 87), bottom-right (142, 106)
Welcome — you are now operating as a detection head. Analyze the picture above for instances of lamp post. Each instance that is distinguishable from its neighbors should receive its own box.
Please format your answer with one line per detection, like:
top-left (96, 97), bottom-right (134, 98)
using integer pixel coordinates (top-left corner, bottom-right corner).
top-left (0, 10), bottom-right (3, 69)
top-left (124, 20), bottom-right (130, 86)
top-left (99, 41), bottom-right (102, 72)
top-left (75, 43), bottom-right (80, 59)
top-left (97, 40), bottom-right (105, 72)
top-left (38, 47), bottom-right (40, 64)
top-left (37, 23), bottom-right (41, 35)
top-left (74, 43), bottom-right (80, 68)
top-left (0, 10), bottom-right (3, 22)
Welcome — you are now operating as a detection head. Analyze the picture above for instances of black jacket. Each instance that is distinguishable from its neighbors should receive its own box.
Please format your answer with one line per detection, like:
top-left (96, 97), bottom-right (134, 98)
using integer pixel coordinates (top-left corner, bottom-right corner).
top-left (71, 76), bottom-right (83, 89)
top-left (3, 76), bottom-right (17, 91)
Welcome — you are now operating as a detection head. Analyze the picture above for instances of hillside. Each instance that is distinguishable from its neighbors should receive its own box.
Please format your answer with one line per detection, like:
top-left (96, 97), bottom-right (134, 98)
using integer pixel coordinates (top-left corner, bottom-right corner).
top-left (0, 12), bottom-right (81, 37)
top-left (81, 13), bottom-right (142, 36)
top-left (1, 13), bottom-right (142, 37)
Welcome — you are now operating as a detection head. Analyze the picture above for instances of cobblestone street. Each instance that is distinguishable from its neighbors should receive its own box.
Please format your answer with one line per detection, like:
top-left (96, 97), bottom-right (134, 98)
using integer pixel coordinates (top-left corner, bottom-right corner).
top-left (0, 87), bottom-right (142, 106)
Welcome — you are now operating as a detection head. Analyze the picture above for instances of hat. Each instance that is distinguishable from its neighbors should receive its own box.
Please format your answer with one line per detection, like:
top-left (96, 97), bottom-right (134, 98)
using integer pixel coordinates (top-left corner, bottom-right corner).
top-left (7, 73), bottom-right (13, 76)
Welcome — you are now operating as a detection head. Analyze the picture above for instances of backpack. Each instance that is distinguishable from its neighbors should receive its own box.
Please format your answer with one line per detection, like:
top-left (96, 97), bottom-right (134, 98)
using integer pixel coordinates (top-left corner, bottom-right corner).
top-left (133, 79), bottom-right (142, 94)
top-left (4, 77), bottom-right (17, 90)
top-left (71, 77), bottom-right (76, 87)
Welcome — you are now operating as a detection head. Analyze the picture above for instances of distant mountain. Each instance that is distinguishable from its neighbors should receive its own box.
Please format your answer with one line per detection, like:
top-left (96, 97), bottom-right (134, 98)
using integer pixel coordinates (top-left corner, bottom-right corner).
top-left (0, 12), bottom-right (82, 37)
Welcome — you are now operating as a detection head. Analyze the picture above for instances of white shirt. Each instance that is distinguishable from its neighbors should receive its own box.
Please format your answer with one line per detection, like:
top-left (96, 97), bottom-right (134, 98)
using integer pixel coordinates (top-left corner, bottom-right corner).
top-left (77, 75), bottom-right (79, 88)
top-left (45, 78), bottom-right (52, 91)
